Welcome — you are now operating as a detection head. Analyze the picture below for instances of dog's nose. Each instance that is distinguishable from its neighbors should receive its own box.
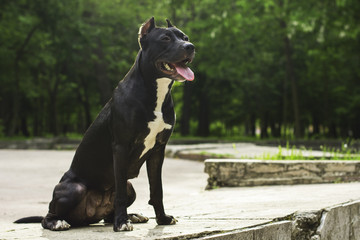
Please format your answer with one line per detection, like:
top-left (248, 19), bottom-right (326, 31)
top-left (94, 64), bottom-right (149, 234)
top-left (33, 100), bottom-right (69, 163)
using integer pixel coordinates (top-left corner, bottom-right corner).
top-left (184, 43), bottom-right (195, 52)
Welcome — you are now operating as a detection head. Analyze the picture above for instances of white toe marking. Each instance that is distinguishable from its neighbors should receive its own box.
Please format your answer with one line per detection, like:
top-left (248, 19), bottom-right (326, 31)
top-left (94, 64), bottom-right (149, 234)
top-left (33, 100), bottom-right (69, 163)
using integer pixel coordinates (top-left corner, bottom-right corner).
top-left (140, 78), bottom-right (173, 158)
top-left (54, 220), bottom-right (70, 230)
top-left (120, 222), bottom-right (134, 231)
top-left (63, 220), bottom-right (70, 228)
top-left (171, 218), bottom-right (177, 225)
top-left (55, 220), bottom-right (62, 229)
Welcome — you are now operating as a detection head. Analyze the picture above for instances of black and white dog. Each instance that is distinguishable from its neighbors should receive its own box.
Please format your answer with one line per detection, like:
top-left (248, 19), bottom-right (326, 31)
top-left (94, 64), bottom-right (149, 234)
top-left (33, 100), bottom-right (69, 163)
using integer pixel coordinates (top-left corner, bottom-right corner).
top-left (15, 17), bottom-right (195, 232)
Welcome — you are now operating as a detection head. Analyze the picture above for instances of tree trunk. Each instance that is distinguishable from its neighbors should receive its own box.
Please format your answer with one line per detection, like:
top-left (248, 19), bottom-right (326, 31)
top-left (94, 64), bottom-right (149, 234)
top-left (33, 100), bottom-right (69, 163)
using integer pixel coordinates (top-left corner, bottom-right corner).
top-left (8, 58), bottom-right (21, 136)
top-left (282, 63), bottom-right (288, 138)
top-left (270, 121), bottom-right (281, 138)
top-left (33, 101), bottom-right (40, 136)
top-left (260, 113), bottom-right (269, 139)
top-left (197, 92), bottom-right (210, 137)
top-left (280, 19), bottom-right (302, 138)
top-left (20, 116), bottom-right (30, 137)
top-left (180, 82), bottom-right (192, 135)
top-left (48, 93), bottom-right (58, 136)
top-left (77, 79), bottom-right (92, 132)
top-left (47, 70), bottom-right (61, 136)
top-left (7, 25), bottom-right (38, 136)
top-left (94, 39), bottom-right (112, 105)
top-left (245, 114), bottom-right (256, 137)
top-left (312, 113), bottom-right (320, 136)
top-left (352, 113), bottom-right (360, 139)
top-left (328, 122), bottom-right (337, 138)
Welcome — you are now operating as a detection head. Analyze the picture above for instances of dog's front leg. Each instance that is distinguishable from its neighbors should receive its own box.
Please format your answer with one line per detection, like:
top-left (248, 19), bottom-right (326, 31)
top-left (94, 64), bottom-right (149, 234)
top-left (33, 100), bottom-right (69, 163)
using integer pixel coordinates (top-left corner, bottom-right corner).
top-left (112, 144), bottom-right (133, 232)
top-left (146, 145), bottom-right (176, 225)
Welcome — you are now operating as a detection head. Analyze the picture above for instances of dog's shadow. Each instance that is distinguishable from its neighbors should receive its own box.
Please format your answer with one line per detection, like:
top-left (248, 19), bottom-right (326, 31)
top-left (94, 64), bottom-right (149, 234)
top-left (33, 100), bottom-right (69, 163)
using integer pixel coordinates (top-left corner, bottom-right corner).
top-left (41, 220), bottom-right (170, 240)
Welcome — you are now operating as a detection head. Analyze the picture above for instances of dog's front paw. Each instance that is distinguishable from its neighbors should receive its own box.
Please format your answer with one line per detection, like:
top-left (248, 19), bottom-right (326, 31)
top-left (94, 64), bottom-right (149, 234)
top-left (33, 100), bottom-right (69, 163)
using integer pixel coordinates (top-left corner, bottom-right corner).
top-left (114, 220), bottom-right (134, 232)
top-left (156, 214), bottom-right (177, 225)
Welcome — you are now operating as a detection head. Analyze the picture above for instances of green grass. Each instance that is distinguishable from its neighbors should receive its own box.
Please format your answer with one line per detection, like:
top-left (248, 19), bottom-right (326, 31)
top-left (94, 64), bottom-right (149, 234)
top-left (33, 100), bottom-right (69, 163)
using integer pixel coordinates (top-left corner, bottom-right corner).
top-left (64, 133), bottom-right (83, 140)
top-left (170, 133), bottom-right (260, 143)
top-left (257, 142), bottom-right (360, 160)
top-left (182, 140), bottom-right (360, 161)
top-left (0, 136), bottom-right (32, 141)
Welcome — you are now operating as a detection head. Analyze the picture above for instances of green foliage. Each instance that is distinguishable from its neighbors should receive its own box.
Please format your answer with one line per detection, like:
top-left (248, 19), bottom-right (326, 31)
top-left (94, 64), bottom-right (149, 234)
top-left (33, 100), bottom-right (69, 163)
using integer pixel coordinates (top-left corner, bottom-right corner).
top-left (0, 0), bottom-right (359, 140)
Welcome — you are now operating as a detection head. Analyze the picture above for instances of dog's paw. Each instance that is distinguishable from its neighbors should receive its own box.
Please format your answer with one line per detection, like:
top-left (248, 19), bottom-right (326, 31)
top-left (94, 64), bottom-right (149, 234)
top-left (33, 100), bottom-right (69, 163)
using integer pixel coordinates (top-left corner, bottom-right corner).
top-left (156, 214), bottom-right (177, 225)
top-left (128, 213), bottom-right (149, 223)
top-left (114, 220), bottom-right (134, 232)
top-left (50, 220), bottom-right (71, 231)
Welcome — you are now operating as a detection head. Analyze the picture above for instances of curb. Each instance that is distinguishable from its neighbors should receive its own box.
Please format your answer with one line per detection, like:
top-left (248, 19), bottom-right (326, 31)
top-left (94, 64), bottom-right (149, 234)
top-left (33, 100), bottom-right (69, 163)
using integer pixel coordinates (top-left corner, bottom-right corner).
top-left (194, 200), bottom-right (360, 240)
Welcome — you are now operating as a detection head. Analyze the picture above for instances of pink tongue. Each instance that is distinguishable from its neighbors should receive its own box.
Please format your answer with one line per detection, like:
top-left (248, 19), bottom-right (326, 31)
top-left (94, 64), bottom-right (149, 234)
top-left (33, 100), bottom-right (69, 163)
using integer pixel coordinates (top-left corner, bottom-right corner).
top-left (174, 64), bottom-right (194, 81)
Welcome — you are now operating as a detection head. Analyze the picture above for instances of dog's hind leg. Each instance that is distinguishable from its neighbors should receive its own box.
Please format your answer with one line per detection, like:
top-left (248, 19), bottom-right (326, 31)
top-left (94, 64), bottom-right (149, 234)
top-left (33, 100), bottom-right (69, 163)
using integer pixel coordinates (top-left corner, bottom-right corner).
top-left (42, 178), bottom-right (86, 231)
top-left (104, 181), bottom-right (149, 224)
top-left (126, 181), bottom-right (149, 224)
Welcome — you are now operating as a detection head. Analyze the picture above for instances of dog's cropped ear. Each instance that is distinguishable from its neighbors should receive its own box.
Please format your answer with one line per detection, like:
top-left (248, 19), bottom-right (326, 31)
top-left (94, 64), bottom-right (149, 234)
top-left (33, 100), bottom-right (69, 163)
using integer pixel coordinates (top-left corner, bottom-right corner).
top-left (166, 19), bottom-right (174, 28)
top-left (138, 17), bottom-right (155, 48)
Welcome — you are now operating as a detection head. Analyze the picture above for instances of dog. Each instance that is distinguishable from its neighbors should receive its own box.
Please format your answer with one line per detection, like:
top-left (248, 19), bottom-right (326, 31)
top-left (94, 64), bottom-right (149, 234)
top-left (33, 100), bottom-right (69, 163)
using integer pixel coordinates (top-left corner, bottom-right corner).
top-left (14, 17), bottom-right (195, 232)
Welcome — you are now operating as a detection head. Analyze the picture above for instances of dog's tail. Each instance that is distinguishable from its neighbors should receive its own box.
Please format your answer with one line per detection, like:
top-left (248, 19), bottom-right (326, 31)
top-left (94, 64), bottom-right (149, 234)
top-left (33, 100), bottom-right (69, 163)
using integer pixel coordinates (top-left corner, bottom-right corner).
top-left (14, 216), bottom-right (44, 223)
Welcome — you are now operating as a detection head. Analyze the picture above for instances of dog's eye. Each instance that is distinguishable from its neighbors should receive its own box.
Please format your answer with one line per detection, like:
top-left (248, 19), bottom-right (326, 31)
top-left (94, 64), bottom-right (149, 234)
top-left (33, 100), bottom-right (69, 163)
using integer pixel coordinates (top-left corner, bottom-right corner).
top-left (161, 36), bottom-right (171, 41)
top-left (183, 36), bottom-right (189, 41)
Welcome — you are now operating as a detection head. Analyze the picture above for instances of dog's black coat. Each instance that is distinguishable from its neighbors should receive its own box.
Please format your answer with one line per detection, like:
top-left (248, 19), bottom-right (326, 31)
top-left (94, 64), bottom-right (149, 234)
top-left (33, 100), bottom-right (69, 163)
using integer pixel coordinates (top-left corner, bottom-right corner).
top-left (15, 17), bottom-right (195, 232)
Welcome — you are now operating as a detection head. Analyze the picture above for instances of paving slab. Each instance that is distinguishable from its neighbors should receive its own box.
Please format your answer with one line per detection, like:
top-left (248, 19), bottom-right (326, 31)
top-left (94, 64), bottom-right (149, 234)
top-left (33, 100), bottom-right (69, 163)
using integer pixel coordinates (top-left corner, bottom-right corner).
top-left (1, 149), bottom-right (360, 239)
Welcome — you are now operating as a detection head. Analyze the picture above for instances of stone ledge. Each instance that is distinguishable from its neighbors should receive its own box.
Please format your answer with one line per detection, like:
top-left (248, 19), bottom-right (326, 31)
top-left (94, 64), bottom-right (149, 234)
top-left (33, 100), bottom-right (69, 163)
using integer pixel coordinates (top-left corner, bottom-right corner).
top-left (204, 159), bottom-right (360, 189)
top-left (198, 221), bottom-right (292, 240)
top-left (197, 200), bottom-right (360, 240)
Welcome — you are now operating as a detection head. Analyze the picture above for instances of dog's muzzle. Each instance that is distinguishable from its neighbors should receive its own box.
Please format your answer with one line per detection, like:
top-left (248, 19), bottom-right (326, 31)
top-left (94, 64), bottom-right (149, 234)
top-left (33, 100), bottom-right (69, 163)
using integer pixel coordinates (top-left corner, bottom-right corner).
top-left (157, 44), bottom-right (195, 82)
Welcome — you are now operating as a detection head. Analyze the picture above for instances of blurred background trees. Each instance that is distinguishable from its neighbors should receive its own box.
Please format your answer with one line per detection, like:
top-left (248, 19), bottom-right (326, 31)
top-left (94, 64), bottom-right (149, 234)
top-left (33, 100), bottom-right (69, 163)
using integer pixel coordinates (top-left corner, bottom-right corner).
top-left (0, 0), bottom-right (359, 139)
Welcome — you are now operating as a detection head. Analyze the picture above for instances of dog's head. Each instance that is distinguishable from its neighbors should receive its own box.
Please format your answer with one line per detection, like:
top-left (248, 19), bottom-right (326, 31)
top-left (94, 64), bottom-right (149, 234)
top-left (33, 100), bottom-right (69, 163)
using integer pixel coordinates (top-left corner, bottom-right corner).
top-left (138, 17), bottom-right (195, 82)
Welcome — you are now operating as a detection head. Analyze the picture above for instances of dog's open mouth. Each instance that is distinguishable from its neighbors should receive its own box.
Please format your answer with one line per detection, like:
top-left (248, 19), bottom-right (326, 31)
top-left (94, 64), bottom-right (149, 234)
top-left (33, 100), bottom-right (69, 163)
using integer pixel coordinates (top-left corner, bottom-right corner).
top-left (158, 58), bottom-right (194, 81)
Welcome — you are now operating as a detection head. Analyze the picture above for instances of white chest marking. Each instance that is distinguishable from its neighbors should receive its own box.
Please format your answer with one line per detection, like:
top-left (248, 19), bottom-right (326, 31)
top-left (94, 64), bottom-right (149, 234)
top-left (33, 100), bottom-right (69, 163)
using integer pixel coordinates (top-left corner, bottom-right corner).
top-left (140, 78), bottom-right (172, 158)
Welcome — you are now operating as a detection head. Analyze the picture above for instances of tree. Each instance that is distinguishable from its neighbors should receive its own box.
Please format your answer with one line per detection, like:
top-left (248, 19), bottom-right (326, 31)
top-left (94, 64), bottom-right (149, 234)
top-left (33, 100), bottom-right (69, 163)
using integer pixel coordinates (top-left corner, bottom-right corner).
top-left (1, 0), bottom-right (359, 139)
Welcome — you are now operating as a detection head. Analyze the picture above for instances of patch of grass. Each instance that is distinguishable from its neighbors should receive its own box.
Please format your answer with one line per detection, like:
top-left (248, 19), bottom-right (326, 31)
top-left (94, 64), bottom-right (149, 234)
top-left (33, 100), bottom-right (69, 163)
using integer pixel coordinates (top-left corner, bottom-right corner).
top-left (170, 133), bottom-right (260, 143)
top-left (257, 142), bottom-right (360, 160)
top-left (0, 136), bottom-right (32, 141)
top-left (65, 133), bottom-right (83, 140)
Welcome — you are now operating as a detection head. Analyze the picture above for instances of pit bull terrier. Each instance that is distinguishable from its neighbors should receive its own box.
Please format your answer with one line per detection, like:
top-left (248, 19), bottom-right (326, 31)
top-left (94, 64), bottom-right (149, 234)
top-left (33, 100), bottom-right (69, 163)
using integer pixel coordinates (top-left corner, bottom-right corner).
top-left (15, 17), bottom-right (195, 232)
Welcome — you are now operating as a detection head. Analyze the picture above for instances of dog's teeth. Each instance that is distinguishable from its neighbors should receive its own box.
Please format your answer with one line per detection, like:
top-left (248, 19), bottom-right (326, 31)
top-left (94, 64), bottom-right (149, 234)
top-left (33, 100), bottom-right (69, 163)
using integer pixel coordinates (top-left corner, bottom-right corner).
top-left (164, 63), bottom-right (172, 71)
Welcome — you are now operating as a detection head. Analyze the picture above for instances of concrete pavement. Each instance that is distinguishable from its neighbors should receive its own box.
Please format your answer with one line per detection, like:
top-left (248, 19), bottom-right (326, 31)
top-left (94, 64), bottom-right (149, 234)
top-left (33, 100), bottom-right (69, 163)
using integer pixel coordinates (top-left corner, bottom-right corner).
top-left (1, 149), bottom-right (360, 239)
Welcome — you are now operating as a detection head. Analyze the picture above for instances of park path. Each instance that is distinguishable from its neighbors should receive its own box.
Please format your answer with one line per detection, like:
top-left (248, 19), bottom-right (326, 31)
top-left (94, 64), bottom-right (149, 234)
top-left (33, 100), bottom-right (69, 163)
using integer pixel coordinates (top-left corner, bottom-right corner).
top-left (1, 149), bottom-right (360, 239)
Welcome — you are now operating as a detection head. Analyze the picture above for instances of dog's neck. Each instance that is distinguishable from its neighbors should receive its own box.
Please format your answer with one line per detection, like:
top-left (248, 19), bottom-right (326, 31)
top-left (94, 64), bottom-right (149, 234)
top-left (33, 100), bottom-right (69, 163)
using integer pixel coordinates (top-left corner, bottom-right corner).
top-left (137, 50), bottom-right (170, 83)
top-left (133, 50), bottom-right (174, 97)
